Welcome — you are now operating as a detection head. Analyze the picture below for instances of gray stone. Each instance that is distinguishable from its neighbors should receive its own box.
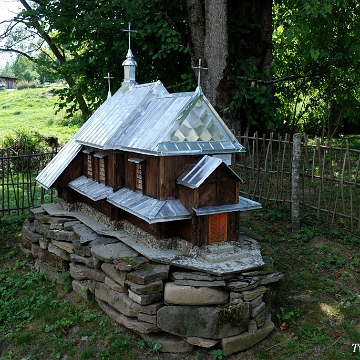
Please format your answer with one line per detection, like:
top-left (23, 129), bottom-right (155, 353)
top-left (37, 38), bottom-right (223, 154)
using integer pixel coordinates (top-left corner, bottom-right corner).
top-left (34, 259), bottom-right (60, 281)
top-left (101, 263), bottom-right (127, 287)
top-left (138, 302), bottom-right (163, 315)
top-left (31, 243), bottom-right (40, 258)
top-left (248, 319), bottom-right (257, 333)
top-left (37, 248), bottom-right (68, 270)
top-left (115, 314), bottom-right (159, 333)
top-left (72, 223), bottom-right (99, 244)
top-left (230, 292), bottom-right (244, 305)
top-left (39, 238), bottom-right (50, 249)
top-left (54, 230), bottom-right (76, 242)
top-left (51, 240), bottom-right (74, 253)
top-left (72, 280), bottom-right (92, 301)
top-left (185, 337), bottom-right (219, 348)
top-left (96, 298), bottom-right (121, 322)
top-left (221, 315), bottom-right (274, 355)
top-left (89, 236), bottom-right (118, 247)
top-left (69, 262), bottom-right (88, 280)
top-left (114, 256), bottom-right (149, 272)
top-left (64, 220), bottom-right (81, 231)
top-left (126, 264), bottom-right (169, 285)
top-left (48, 243), bottom-right (71, 261)
top-left (22, 226), bottom-right (42, 243)
top-left (70, 253), bottom-right (95, 268)
top-left (35, 220), bottom-right (50, 237)
top-left (251, 302), bottom-right (266, 317)
top-left (82, 267), bottom-right (106, 282)
top-left (137, 313), bottom-right (157, 324)
top-left (50, 224), bottom-right (63, 230)
top-left (254, 308), bottom-right (266, 327)
top-left (94, 282), bottom-right (141, 317)
top-left (205, 243), bottom-right (235, 254)
top-left (91, 242), bottom-right (138, 263)
top-left (242, 286), bottom-right (268, 301)
top-left (128, 290), bottom-right (163, 305)
top-left (157, 304), bottom-right (249, 339)
top-left (174, 279), bottom-right (225, 287)
top-left (139, 332), bottom-right (193, 353)
top-left (125, 280), bottom-right (163, 295)
top-left (250, 294), bottom-right (264, 309)
top-left (74, 245), bottom-right (91, 257)
top-left (171, 271), bottom-right (215, 281)
top-left (257, 272), bottom-right (284, 286)
top-left (164, 282), bottom-right (228, 305)
top-left (30, 206), bottom-right (46, 217)
top-left (105, 276), bottom-right (126, 293)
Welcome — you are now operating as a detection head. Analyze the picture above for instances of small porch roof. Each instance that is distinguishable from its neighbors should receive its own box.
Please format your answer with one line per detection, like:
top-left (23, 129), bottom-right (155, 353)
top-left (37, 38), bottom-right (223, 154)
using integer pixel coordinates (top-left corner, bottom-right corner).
top-left (107, 188), bottom-right (191, 224)
top-left (68, 176), bottom-right (113, 201)
top-left (193, 196), bottom-right (262, 216)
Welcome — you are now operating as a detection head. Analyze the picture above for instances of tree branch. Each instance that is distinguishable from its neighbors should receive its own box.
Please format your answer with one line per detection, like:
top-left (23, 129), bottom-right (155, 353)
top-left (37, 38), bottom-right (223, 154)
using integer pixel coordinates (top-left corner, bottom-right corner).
top-left (237, 70), bottom-right (330, 85)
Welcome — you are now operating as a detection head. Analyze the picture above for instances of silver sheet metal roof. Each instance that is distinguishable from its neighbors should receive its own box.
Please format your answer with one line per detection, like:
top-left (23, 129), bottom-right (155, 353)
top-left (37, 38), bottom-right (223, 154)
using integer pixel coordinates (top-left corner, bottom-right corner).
top-left (193, 196), bottom-right (262, 216)
top-left (177, 155), bottom-right (242, 189)
top-left (107, 188), bottom-right (191, 224)
top-left (68, 176), bottom-right (113, 201)
top-left (36, 80), bottom-right (245, 190)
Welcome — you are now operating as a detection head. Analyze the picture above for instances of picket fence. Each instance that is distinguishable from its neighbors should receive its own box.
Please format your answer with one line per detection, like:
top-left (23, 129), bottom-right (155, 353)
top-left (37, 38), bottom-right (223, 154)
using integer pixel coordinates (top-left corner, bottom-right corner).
top-left (236, 133), bottom-right (360, 231)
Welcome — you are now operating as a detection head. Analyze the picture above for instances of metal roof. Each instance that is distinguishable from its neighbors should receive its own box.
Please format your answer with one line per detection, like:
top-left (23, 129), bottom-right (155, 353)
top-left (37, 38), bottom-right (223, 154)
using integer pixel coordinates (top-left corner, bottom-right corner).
top-left (68, 176), bottom-right (113, 201)
top-left (36, 79), bottom-right (245, 189)
top-left (177, 155), bottom-right (243, 189)
top-left (107, 188), bottom-right (191, 224)
top-left (193, 197), bottom-right (262, 216)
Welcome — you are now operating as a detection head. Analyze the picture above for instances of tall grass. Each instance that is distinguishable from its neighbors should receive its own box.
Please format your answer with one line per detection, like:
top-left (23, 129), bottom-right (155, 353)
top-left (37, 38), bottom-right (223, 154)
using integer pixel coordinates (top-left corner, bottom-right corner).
top-left (0, 86), bottom-right (81, 146)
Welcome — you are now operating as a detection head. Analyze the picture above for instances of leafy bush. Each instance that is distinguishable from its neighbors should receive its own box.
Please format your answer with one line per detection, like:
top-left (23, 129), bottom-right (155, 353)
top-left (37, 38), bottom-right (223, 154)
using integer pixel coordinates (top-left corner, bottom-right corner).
top-left (16, 81), bottom-right (40, 90)
top-left (1, 128), bottom-right (53, 172)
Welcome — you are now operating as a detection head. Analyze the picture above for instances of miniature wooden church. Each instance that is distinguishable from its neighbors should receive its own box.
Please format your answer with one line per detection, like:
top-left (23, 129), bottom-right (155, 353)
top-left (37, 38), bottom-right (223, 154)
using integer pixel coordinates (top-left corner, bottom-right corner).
top-left (36, 30), bottom-right (261, 248)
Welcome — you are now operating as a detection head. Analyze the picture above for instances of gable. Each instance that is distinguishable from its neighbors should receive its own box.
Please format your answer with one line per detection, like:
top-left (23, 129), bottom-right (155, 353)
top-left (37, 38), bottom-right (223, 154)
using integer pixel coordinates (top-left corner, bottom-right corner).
top-left (177, 155), bottom-right (242, 189)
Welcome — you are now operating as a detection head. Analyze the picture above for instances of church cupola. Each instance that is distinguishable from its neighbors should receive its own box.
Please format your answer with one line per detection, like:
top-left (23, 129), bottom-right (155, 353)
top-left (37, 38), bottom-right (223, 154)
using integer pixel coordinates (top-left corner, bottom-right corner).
top-left (121, 23), bottom-right (138, 91)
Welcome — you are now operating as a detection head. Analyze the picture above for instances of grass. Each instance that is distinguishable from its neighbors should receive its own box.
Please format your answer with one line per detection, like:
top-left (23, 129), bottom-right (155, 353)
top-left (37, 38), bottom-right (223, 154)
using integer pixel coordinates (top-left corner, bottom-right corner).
top-left (0, 85), bottom-right (81, 146)
top-left (1, 206), bottom-right (359, 359)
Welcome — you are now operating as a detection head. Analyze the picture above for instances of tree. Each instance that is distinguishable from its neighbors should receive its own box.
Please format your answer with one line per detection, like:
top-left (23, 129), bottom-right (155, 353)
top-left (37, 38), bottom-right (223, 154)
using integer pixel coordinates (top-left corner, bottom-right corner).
top-left (186, 0), bottom-right (275, 134)
top-left (273, 0), bottom-right (360, 141)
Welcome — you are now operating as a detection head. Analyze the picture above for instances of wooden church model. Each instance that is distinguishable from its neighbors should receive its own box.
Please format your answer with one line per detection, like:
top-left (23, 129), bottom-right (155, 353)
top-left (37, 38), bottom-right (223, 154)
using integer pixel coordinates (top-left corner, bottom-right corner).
top-left (36, 33), bottom-right (261, 248)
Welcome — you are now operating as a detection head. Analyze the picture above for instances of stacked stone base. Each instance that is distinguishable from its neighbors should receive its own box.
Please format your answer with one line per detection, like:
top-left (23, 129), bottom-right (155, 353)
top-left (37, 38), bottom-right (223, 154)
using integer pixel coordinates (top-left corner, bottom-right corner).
top-left (21, 204), bottom-right (283, 356)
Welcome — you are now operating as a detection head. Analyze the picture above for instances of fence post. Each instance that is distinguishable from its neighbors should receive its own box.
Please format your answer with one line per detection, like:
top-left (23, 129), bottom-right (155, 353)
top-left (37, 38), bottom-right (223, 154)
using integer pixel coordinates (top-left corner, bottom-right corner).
top-left (292, 133), bottom-right (302, 232)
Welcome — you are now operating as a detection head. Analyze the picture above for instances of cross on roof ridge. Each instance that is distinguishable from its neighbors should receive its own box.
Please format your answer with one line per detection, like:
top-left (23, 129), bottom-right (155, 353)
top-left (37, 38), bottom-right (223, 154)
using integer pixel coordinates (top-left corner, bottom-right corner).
top-left (122, 22), bottom-right (138, 50)
top-left (104, 72), bottom-right (114, 99)
top-left (192, 59), bottom-right (208, 90)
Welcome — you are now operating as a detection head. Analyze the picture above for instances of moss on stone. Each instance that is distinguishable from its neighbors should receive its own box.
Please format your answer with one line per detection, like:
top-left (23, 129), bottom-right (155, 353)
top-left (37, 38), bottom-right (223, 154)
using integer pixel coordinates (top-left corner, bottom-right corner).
top-left (215, 302), bottom-right (250, 331)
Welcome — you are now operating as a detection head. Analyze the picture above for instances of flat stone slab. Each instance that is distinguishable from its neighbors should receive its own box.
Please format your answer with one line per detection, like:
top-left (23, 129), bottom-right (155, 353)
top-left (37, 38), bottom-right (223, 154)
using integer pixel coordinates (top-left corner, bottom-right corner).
top-left (220, 315), bottom-right (274, 355)
top-left (157, 304), bottom-right (249, 339)
top-left (40, 205), bottom-right (265, 275)
top-left (91, 242), bottom-right (138, 263)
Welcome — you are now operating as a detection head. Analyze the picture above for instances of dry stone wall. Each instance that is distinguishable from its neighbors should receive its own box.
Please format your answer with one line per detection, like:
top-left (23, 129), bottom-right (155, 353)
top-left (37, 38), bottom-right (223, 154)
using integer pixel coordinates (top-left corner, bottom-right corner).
top-left (21, 204), bottom-right (283, 356)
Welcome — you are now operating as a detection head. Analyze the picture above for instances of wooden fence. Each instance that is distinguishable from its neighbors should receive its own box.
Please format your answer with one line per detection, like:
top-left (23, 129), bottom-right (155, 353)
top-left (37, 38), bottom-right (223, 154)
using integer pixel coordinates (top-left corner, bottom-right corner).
top-left (236, 133), bottom-right (360, 231)
top-left (1, 135), bottom-right (359, 231)
top-left (0, 149), bottom-right (57, 216)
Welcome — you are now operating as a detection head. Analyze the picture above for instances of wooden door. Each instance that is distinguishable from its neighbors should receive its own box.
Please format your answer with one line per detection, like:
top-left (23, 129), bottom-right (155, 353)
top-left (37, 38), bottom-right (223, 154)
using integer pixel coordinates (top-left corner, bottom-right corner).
top-left (208, 213), bottom-right (228, 244)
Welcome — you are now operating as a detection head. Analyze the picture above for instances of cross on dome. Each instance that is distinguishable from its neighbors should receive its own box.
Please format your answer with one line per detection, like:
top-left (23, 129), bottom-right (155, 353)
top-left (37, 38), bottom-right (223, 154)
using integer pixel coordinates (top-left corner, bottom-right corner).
top-left (122, 22), bottom-right (138, 51)
top-left (192, 59), bottom-right (208, 92)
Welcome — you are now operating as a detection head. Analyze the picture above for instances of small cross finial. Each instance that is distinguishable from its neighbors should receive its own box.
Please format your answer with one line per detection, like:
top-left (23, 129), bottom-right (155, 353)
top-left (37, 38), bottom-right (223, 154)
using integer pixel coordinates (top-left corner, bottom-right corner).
top-left (104, 72), bottom-right (114, 99)
top-left (122, 22), bottom-right (138, 50)
top-left (192, 59), bottom-right (208, 89)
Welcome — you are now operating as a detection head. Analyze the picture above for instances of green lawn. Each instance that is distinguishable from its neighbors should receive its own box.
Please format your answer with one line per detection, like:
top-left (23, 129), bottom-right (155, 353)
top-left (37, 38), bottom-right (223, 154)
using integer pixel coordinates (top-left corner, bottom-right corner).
top-left (0, 86), bottom-right (81, 146)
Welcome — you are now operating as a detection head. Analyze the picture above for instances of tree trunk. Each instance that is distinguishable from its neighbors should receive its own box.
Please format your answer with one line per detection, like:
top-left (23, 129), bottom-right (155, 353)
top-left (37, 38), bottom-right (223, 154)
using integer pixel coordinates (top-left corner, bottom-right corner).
top-left (185, 0), bottom-right (273, 132)
top-left (203, 0), bottom-right (228, 105)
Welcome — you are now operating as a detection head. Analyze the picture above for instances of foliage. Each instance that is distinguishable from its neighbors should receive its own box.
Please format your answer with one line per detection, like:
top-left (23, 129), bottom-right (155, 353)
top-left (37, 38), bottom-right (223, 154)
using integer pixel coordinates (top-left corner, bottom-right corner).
top-left (273, 0), bottom-right (360, 139)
